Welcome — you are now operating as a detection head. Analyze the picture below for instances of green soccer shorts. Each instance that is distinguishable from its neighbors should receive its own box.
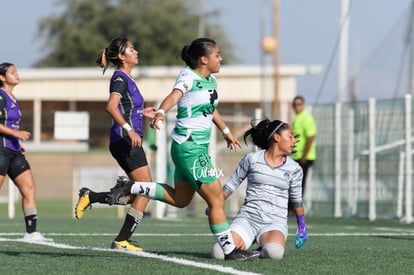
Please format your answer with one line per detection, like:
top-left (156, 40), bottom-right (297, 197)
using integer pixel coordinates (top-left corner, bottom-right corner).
top-left (171, 139), bottom-right (217, 189)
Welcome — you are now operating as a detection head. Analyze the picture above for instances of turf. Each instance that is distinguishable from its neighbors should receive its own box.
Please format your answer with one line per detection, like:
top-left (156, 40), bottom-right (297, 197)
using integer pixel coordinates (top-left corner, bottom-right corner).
top-left (1, 199), bottom-right (414, 274)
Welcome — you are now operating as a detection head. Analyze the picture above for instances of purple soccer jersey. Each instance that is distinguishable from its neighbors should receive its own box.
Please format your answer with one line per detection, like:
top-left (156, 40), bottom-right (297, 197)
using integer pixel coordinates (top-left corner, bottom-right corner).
top-left (108, 71), bottom-right (145, 144)
top-left (0, 88), bottom-right (22, 152)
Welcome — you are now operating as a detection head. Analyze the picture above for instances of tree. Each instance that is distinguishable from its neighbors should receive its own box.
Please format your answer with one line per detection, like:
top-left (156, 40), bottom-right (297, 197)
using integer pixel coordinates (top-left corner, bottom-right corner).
top-left (35, 0), bottom-right (233, 67)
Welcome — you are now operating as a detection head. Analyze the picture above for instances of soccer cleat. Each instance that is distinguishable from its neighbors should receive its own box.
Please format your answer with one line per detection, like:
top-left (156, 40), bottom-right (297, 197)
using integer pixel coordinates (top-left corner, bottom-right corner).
top-left (111, 240), bottom-right (143, 251)
top-left (107, 176), bottom-right (134, 205)
top-left (75, 188), bottom-right (92, 220)
top-left (23, 232), bottom-right (53, 242)
top-left (224, 247), bottom-right (261, 261)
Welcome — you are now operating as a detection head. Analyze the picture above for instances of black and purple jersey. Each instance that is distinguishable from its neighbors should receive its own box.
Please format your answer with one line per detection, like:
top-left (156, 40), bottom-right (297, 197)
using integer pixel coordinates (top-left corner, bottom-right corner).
top-left (109, 71), bottom-right (145, 144)
top-left (0, 88), bottom-right (22, 152)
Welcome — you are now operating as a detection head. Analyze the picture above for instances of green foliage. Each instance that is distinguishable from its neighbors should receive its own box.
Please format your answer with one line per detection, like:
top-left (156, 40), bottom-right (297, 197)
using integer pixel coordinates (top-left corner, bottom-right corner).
top-left (35, 0), bottom-right (233, 67)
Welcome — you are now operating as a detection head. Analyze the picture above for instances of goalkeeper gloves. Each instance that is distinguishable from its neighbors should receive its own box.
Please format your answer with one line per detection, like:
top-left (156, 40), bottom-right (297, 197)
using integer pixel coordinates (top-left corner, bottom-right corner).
top-left (295, 214), bottom-right (308, 249)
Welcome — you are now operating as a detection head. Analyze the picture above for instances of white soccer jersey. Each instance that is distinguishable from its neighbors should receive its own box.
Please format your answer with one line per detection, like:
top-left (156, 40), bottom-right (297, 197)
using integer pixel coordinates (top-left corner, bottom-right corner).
top-left (223, 150), bottom-right (303, 225)
top-left (171, 67), bottom-right (219, 144)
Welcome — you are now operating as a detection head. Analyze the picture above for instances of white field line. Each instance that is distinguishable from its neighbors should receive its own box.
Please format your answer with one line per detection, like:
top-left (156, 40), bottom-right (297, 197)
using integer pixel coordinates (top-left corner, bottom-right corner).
top-left (0, 237), bottom-right (262, 275)
top-left (2, 231), bottom-right (414, 237)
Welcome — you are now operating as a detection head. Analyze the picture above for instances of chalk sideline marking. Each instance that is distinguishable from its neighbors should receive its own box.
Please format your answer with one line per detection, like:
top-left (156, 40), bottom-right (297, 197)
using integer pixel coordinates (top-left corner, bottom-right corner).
top-left (2, 231), bottom-right (414, 237)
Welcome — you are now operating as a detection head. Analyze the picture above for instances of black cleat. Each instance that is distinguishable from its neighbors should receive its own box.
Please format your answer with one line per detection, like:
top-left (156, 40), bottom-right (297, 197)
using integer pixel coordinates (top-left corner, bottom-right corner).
top-left (224, 247), bottom-right (261, 261)
top-left (107, 176), bottom-right (134, 205)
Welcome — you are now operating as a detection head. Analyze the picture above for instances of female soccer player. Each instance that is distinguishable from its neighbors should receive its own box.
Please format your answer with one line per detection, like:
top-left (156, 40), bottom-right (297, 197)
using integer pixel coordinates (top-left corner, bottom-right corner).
top-left (109, 38), bottom-right (260, 261)
top-left (0, 63), bottom-right (52, 242)
top-left (210, 118), bottom-right (308, 259)
top-left (74, 36), bottom-right (156, 251)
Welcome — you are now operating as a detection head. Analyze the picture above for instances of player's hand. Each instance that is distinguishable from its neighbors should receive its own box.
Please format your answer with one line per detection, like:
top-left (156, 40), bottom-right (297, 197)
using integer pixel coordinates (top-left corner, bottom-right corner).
top-left (143, 107), bottom-right (157, 119)
top-left (223, 132), bottom-right (241, 152)
top-left (128, 131), bottom-right (142, 147)
top-left (295, 214), bottom-right (307, 249)
top-left (150, 112), bottom-right (165, 130)
top-left (14, 130), bottom-right (31, 141)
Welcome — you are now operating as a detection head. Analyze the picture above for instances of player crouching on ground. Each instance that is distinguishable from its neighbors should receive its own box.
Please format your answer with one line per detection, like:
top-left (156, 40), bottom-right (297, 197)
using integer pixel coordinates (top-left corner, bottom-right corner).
top-left (208, 119), bottom-right (308, 259)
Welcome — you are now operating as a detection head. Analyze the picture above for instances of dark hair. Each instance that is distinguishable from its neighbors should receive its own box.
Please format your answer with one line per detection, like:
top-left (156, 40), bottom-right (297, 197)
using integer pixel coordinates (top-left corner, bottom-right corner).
top-left (180, 38), bottom-right (216, 69)
top-left (0, 62), bottom-right (14, 87)
top-left (293, 95), bottom-right (305, 103)
top-left (96, 35), bottom-right (129, 74)
top-left (243, 118), bottom-right (289, 150)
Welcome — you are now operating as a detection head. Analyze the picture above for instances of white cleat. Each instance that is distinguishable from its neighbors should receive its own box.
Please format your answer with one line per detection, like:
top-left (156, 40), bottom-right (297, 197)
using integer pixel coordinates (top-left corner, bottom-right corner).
top-left (23, 232), bottom-right (53, 242)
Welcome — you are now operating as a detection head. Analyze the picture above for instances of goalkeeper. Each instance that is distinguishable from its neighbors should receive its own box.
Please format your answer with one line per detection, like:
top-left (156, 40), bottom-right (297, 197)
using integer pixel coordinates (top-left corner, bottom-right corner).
top-left (210, 118), bottom-right (308, 260)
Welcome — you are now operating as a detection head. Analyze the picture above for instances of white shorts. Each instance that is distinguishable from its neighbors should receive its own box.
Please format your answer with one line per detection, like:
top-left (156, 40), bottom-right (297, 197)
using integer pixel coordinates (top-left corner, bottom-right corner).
top-left (230, 217), bottom-right (288, 248)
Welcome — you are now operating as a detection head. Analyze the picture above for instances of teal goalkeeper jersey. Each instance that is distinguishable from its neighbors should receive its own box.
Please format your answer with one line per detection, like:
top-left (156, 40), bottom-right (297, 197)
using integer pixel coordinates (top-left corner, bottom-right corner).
top-left (171, 67), bottom-right (219, 144)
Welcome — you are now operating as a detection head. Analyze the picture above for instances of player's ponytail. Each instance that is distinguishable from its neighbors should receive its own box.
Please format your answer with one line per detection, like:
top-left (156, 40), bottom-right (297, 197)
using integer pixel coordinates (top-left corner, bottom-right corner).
top-left (96, 35), bottom-right (129, 74)
top-left (180, 38), bottom-right (216, 69)
top-left (244, 118), bottom-right (288, 150)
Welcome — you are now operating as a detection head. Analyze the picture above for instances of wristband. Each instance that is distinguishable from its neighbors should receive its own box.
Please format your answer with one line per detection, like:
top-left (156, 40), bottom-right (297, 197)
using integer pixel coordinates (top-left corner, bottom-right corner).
top-left (155, 109), bottom-right (165, 115)
top-left (122, 123), bottom-right (133, 132)
top-left (222, 127), bottom-right (230, 135)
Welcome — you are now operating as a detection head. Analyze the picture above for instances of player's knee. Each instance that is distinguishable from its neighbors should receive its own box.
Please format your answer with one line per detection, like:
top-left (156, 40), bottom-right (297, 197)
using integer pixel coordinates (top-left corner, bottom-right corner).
top-left (261, 243), bottom-right (284, 259)
top-left (210, 242), bottom-right (225, 260)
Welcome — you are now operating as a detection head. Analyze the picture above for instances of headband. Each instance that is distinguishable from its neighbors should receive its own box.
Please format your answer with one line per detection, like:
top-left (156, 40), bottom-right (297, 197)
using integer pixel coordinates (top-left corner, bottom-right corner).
top-left (267, 122), bottom-right (285, 141)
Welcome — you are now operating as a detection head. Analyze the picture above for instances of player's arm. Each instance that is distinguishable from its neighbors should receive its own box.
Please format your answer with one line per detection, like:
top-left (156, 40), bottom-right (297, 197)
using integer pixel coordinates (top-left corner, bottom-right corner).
top-left (212, 109), bottom-right (241, 151)
top-left (106, 93), bottom-right (126, 127)
top-left (0, 95), bottom-right (30, 141)
top-left (290, 167), bottom-right (308, 249)
top-left (106, 92), bottom-right (142, 147)
top-left (301, 135), bottom-right (315, 162)
top-left (301, 116), bottom-right (316, 162)
top-left (222, 154), bottom-right (250, 196)
top-left (151, 89), bottom-right (182, 129)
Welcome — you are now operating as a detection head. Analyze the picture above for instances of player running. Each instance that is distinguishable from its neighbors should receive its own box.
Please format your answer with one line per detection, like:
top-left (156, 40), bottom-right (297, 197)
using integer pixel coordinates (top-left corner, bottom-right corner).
top-left (108, 38), bottom-right (260, 261)
top-left (74, 36), bottom-right (156, 251)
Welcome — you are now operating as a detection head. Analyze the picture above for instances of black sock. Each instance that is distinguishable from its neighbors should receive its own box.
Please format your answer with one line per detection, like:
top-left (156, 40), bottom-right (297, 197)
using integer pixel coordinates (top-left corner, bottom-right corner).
top-left (89, 191), bottom-right (110, 204)
top-left (25, 215), bottom-right (37, 233)
top-left (114, 214), bottom-right (140, 242)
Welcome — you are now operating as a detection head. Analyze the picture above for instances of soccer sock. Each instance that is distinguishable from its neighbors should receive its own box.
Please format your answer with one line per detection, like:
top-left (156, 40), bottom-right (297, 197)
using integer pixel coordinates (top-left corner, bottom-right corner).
top-left (210, 221), bottom-right (236, 255)
top-left (114, 207), bottom-right (144, 242)
top-left (154, 183), bottom-right (165, 201)
top-left (23, 208), bottom-right (37, 233)
top-left (89, 191), bottom-right (109, 204)
top-left (131, 182), bottom-right (165, 201)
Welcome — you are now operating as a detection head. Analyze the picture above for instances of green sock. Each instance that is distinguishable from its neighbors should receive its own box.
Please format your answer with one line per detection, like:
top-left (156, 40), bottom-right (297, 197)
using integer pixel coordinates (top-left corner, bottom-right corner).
top-left (154, 183), bottom-right (165, 201)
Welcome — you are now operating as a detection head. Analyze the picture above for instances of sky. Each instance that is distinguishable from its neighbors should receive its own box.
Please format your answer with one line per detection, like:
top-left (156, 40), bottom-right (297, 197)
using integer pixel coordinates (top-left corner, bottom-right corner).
top-left (1, 0), bottom-right (413, 103)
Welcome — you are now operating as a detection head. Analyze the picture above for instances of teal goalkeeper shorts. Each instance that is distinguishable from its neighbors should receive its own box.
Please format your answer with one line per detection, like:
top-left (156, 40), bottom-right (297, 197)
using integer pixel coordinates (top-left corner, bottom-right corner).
top-left (170, 139), bottom-right (217, 190)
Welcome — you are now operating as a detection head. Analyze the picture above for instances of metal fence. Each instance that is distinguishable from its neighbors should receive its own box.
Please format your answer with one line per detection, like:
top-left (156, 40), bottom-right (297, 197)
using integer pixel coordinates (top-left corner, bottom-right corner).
top-left (3, 96), bottom-right (413, 222)
top-left (147, 96), bottom-right (414, 222)
top-left (307, 95), bottom-right (413, 223)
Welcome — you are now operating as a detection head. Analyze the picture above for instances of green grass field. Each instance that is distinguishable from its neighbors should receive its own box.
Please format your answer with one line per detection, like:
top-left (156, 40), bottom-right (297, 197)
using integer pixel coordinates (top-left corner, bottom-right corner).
top-left (1, 199), bottom-right (414, 275)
